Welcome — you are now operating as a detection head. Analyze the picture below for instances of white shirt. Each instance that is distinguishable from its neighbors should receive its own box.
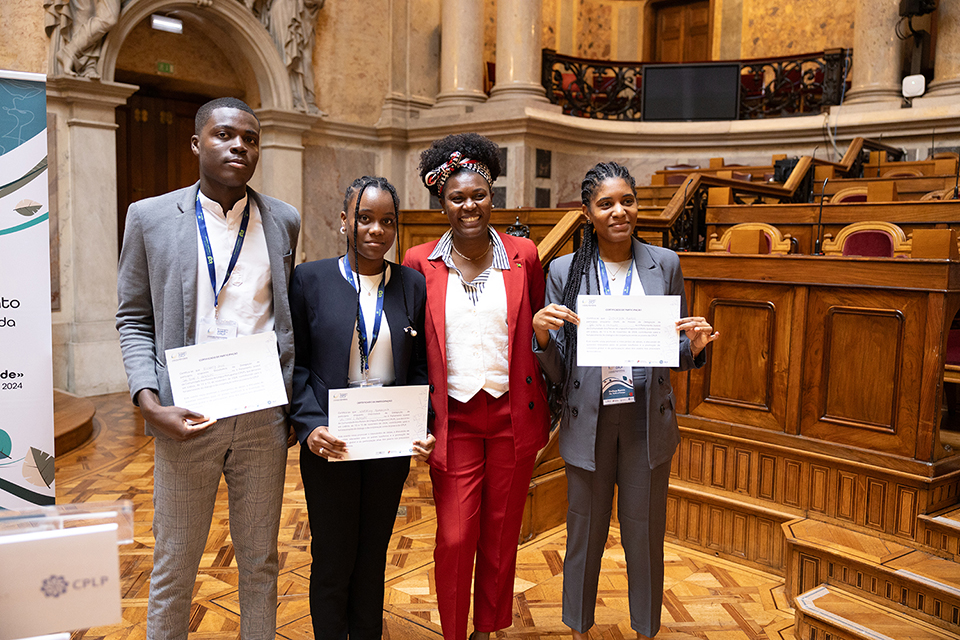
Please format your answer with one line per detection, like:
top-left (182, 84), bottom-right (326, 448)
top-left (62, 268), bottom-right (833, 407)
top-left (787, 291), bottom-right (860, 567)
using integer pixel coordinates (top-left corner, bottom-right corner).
top-left (338, 259), bottom-right (396, 385)
top-left (194, 191), bottom-right (274, 344)
top-left (444, 268), bottom-right (510, 402)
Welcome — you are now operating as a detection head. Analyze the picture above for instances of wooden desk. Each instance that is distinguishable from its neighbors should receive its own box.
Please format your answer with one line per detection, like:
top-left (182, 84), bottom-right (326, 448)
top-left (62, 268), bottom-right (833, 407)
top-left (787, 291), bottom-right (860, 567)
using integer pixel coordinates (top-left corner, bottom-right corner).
top-left (706, 200), bottom-right (960, 254)
top-left (525, 253), bottom-right (960, 572)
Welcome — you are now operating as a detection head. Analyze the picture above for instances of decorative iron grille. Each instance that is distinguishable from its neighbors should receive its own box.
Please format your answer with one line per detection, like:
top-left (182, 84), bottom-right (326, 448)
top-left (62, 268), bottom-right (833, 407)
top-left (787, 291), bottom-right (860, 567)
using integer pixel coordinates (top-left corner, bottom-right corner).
top-left (541, 48), bottom-right (852, 121)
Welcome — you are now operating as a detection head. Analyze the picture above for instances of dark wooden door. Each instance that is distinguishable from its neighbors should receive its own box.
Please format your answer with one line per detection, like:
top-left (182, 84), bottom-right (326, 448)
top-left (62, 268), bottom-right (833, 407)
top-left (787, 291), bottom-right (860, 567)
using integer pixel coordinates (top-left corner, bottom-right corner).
top-left (654, 0), bottom-right (711, 63)
top-left (116, 93), bottom-right (205, 249)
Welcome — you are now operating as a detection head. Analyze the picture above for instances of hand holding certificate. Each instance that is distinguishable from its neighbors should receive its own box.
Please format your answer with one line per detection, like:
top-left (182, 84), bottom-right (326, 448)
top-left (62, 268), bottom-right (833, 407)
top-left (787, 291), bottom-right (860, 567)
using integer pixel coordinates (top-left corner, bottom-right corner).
top-left (165, 331), bottom-right (288, 420)
top-left (328, 385), bottom-right (429, 461)
top-left (576, 295), bottom-right (681, 367)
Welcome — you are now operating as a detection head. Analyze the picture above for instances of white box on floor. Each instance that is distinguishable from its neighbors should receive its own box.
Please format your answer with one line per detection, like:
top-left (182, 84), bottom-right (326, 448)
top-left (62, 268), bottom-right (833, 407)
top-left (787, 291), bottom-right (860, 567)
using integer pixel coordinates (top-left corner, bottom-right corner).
top-left (0, 523), bottom-right (121, 640)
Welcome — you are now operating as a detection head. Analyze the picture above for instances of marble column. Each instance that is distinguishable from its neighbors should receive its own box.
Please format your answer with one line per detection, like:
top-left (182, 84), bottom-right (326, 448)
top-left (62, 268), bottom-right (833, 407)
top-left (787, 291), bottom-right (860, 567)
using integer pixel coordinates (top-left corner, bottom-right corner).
top-left (434, 0), bottom-right (486, 106)
top-left (253, 109), bottom-right (319, 262)
top-left (488, 0), bottom-right (548, 103)
top-left (925, 1), bottom-right (960, 98)
top-left (46, 77), bottom-right (138, 396)
top-left (843, 0), bottom-right (903, 108)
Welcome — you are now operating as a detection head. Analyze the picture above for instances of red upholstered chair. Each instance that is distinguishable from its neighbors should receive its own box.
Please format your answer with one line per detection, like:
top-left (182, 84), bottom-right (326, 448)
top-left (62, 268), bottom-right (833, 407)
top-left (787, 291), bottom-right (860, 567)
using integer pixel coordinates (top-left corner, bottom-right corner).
top-left (943, 324), bottom-right (960, 421)
top-left (822, 221), bottom-right (912, 257)
top-left (707, 222), bottom-right (795, 255)
top-left (830, 187), bottom-right (868, 203)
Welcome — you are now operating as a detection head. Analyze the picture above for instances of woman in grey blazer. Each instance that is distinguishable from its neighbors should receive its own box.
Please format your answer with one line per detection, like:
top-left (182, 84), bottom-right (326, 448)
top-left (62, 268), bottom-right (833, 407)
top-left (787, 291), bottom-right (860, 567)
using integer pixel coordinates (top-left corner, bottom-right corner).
top-left (532, 162), bottom-right (718, 639)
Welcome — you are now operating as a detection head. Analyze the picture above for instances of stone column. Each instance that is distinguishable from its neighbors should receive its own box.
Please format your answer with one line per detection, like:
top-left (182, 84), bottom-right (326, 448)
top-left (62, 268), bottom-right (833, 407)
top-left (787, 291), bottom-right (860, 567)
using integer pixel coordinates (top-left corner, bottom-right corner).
top-left (253, 109), bottom-right (319, 263)
top-left (843, 0), bottom-right (903, 108)
top-left (924, 1), bottom-right (960, 99)
top-left (488, 0), bottom-right (548, 103)
top-left (46, 77), bottom-right (137, 396)
top-left (434, 0), bottom-right (486, 106)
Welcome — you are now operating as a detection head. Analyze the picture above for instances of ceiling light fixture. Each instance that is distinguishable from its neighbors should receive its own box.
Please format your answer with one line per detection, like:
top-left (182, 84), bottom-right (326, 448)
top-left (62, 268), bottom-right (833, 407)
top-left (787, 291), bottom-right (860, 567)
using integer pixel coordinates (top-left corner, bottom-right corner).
top-left (151, 14), bottom-right (183, 35)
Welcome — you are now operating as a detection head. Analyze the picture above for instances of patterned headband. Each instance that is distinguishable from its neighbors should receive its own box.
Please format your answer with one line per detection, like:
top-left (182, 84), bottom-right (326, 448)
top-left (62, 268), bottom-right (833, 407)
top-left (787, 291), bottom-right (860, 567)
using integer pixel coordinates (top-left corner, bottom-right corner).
top-left (423, 151), bottom-right (493, 194)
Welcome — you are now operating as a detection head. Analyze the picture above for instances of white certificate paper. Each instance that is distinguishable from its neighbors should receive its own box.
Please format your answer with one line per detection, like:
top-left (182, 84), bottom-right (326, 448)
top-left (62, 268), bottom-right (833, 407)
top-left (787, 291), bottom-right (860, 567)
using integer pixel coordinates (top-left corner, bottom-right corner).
top-left (328, 385), bottom-right (429, 461)
top-left (165, 331), bottom-right (288, 420)
top-left (577, 295), bottom-right (680, 367)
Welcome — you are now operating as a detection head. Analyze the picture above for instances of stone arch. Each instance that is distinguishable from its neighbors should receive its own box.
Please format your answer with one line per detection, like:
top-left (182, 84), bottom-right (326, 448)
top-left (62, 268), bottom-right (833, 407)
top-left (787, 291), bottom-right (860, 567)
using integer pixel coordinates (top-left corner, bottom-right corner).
top-left (99, 0), bottom-right (293, 110)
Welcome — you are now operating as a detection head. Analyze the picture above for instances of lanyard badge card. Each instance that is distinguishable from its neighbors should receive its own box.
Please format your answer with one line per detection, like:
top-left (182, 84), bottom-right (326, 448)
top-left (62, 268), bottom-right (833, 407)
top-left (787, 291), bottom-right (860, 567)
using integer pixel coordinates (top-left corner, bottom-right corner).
top-left (196, 197), bottom-right (248, 344)
top-left (342, 256), bottom-right (385, 387)
top-left (598, 256), bottom-right (636, 405)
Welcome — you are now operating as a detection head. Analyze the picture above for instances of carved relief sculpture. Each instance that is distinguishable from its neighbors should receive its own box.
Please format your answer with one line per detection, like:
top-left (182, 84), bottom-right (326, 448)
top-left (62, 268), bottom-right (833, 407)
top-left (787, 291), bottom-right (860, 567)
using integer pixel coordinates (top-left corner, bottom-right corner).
top-left (44, 0), bottom-right (123, 77)
top-left (249, 0), bottom-right (325, 113)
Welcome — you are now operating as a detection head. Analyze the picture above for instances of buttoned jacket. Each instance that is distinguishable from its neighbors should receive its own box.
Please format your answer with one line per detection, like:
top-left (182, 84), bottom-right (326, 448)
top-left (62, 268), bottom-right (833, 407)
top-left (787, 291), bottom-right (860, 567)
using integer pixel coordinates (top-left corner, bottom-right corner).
top-left (287, 257), bottom-right (428, 444)
top-left (116, 182), bottom-right (300, 435)
top-left (403, 231), bottom-right (550, 472)
top-left (534, 239), bottom-right (705, 471)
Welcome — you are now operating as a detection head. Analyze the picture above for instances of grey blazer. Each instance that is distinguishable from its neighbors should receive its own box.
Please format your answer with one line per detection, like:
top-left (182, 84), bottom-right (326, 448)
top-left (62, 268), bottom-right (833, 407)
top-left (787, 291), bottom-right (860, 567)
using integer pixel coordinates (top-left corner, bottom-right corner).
top-left (534, 239), bottom-right (704, 471)
top-left (116, 182), bottom-right (300, 435)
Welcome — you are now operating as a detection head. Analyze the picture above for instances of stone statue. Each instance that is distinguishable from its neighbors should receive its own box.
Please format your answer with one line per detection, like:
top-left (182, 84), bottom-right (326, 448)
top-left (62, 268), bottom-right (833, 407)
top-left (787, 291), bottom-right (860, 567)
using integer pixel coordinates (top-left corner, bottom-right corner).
top-left (249, 0), bottom-right (324, 113)
top-left (44, 0), bottom-right (122, 78)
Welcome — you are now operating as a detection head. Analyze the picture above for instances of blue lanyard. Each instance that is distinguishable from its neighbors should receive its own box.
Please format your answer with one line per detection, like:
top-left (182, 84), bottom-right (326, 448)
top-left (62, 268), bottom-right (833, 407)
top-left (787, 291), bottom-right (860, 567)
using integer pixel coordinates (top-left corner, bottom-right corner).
top-left (195, 197), bottom-right (250, 315)
top-left (598, 256), bottom-right (633, 296)
top-left (340, 256), bottom-right (386, 374)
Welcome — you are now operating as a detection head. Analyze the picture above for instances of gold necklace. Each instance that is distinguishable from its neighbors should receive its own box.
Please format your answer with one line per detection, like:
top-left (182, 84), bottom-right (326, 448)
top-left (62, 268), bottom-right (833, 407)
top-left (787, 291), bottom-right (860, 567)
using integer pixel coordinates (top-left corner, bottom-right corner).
top-left (452, 240), bottom-right (492, 262)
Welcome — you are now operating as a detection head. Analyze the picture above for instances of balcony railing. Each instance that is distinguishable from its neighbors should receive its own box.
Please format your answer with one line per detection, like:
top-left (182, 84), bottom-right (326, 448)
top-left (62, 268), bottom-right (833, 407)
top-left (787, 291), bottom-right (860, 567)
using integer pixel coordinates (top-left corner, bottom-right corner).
top-left (541, 48), bottom-right (852, 121)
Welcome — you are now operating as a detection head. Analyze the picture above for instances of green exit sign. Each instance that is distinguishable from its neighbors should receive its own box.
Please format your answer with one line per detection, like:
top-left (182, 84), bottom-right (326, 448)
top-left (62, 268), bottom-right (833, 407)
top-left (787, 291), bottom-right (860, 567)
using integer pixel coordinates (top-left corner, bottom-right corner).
top-left (157, 61), bottom-right (174, 74)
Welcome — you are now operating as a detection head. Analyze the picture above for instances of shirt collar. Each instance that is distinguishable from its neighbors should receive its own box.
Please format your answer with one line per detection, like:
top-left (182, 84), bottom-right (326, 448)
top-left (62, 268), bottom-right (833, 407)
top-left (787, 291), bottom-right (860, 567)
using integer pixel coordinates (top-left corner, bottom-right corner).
top-left (198, 189), bottom-right (249, 219)
top-left (428, 228), bottom-right (511, 271)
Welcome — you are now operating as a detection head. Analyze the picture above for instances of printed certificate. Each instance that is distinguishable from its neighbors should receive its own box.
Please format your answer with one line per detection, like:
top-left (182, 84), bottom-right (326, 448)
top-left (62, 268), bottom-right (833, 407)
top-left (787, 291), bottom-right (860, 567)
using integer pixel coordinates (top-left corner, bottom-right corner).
top-left (328, 385), bottom-right (429, 461)
top-left (165, 332), bottom-right (288, 419)
top-left (576, 295), bottom-right (680, 367)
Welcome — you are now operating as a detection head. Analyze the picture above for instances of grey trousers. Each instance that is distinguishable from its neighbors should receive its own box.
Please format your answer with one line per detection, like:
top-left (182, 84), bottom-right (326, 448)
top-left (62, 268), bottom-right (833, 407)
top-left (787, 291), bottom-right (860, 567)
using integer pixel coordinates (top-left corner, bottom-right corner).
top-left (147, 407), bottom-right (288, 640)
top-left (562, 397), bottom-right (671, 637)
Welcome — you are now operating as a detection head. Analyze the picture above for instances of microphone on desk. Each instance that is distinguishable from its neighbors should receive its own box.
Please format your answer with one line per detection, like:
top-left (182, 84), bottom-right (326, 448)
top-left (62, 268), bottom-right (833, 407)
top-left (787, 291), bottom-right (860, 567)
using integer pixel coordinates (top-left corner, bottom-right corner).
top-left (813, 177), bottom-right (828, 255)
top-left (953, 153), bottom-right (959, 200)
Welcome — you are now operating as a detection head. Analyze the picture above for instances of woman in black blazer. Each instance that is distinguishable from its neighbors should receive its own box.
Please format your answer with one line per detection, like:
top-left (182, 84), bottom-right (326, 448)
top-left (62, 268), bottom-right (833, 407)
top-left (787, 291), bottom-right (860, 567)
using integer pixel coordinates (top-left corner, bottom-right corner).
top-left (532, 163), bottom-right (718, 639)
top-left (289, 176), bottom-right (434, 640)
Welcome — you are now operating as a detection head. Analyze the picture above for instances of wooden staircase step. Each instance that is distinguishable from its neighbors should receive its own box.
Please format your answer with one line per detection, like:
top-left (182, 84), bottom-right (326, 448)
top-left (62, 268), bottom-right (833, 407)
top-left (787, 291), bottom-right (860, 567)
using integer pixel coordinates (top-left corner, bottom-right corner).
top-left (784, 518), bottom-right (960, 634)
top-left (795, 584), bottom-right (959, 640)
top-left (53, 389), bottom-right (95, 455)
top-left (916, 507), bottom-right (960, 562)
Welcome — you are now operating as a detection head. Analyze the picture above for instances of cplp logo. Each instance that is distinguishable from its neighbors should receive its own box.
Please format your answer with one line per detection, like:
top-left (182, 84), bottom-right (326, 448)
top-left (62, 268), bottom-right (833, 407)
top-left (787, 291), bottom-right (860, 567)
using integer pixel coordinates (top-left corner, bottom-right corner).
top-left (41, 575), bottom-right (68, 598)
top-left (40, 573), bottom-right (110, 598)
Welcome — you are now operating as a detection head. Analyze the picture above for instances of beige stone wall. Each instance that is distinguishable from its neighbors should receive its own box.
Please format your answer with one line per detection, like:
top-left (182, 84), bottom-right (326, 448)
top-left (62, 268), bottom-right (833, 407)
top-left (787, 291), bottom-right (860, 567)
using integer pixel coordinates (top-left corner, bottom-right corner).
top-left (0, 0), bottom-right (47, 73)
top-left (313, 0), bottom-right (391, 124)
top-left (740, 0), bottom-right (855, 59)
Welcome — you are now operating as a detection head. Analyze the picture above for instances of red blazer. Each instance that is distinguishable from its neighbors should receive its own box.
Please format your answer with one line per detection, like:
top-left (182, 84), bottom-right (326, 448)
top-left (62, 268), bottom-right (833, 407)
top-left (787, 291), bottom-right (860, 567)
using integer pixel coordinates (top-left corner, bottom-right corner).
top-left (404, 231), bottom-right (550, 472)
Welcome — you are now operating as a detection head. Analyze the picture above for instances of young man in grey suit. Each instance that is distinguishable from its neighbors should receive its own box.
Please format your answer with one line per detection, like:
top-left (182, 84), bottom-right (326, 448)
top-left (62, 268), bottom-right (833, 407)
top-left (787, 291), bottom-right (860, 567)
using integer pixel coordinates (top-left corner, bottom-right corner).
top-left (116, 97), bottom-right (300, 640)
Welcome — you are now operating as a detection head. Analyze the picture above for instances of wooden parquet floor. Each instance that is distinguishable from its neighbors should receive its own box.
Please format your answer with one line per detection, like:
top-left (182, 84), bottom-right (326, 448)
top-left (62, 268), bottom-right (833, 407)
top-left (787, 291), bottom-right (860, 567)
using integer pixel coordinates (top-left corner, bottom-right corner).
top-left (56, 393), bottom-right (797, 640)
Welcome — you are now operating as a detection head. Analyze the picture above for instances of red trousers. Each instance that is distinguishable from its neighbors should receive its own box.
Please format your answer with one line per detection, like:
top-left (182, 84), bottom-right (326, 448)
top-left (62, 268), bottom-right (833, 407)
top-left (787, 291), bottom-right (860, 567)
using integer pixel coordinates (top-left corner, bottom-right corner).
top-left (431, 391), bottom-right (538, 640)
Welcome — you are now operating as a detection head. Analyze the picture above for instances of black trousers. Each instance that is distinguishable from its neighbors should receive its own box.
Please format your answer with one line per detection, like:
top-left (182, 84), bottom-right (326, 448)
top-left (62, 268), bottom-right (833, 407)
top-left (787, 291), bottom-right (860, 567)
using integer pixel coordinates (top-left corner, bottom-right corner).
top-left (300, 446), bottom-right (411, 640)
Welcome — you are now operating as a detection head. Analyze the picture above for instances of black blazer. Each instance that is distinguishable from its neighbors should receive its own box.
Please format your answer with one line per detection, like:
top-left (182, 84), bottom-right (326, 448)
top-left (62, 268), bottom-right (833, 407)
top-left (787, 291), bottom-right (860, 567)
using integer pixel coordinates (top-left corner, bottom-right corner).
top-left (288, 257), bottom-right (428, 444)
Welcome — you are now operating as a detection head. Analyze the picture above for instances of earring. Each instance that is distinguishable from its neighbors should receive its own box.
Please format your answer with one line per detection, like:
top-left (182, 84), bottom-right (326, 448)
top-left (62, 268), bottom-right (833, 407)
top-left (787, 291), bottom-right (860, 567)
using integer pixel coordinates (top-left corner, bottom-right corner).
top-left (339, 225), bottom-right (346, 234)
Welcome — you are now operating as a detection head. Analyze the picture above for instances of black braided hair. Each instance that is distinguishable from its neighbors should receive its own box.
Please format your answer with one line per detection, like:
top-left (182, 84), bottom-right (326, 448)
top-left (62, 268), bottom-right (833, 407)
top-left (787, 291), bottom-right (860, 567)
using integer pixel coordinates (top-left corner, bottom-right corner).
top-left (341, 176), bottom-right (413, 374)
top-left (195, 97), bottom-right (259, 134)
top-left (418, 133), bottom-right (502, 199)
top-left (558, 162), bottom-right (637, 386)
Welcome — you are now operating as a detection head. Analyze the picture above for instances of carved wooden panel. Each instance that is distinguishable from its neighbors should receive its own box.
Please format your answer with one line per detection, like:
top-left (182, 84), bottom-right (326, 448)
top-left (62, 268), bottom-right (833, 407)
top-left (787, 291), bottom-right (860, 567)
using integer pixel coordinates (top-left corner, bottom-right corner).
top-left (810, 465), bottom-right (829, 514)
top-left (688, 282), bottom-right (794, 431)
top-left (664, 487), bottom-right (787, 573)
top-left (801, 288), bottom-right (926, 456)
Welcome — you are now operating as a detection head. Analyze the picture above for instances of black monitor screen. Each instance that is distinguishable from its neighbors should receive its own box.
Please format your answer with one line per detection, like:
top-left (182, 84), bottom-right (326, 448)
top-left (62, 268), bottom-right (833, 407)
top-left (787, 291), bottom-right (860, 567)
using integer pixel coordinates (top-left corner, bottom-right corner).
top-left (641, 63), bottom-right (741, 122)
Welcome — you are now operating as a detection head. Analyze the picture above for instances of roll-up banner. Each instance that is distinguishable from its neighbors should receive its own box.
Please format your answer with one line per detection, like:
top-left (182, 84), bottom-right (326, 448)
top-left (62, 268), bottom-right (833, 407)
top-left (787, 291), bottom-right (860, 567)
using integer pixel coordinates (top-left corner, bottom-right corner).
top-left (0, 69), bottom-right (55, 509)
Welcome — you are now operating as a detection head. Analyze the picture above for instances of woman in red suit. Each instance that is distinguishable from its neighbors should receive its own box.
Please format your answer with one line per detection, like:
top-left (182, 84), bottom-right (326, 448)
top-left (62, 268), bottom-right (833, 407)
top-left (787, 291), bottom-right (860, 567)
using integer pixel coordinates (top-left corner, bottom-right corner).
top-left (404, 133), bottom-right (550, 640)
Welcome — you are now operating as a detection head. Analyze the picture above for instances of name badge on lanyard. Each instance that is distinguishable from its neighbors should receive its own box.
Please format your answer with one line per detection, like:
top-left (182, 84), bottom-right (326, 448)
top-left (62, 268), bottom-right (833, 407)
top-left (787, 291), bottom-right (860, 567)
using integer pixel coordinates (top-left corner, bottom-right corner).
top-left (196, 197), bottom-right (249, 344)
top-left (599, 255), bottom-right (636, 405)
